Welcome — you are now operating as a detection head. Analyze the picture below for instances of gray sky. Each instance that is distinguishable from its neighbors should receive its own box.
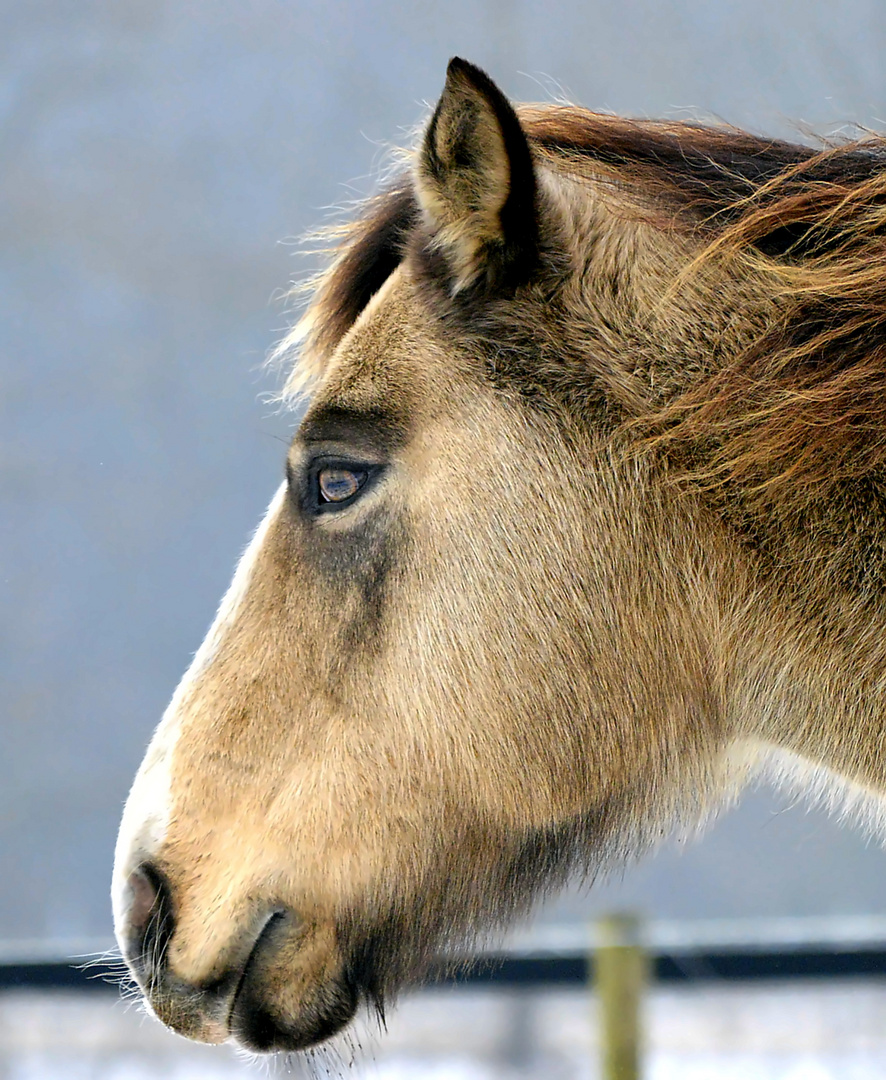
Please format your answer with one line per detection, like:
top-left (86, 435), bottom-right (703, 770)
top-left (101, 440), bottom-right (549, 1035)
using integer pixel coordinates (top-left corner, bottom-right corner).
top-left (3, 0), bottom-right (886, 943)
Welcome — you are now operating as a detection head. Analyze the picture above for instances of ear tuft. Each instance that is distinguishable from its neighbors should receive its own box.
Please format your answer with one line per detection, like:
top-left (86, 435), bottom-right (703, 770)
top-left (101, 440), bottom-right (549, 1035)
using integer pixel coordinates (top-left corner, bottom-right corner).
top-left (416, 58), bottom-right (538, 294)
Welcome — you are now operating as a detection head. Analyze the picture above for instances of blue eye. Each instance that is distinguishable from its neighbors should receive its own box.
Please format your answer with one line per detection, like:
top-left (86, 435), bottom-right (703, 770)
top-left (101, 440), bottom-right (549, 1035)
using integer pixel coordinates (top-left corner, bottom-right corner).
top-left (318, 467), bottom-right (367, 504)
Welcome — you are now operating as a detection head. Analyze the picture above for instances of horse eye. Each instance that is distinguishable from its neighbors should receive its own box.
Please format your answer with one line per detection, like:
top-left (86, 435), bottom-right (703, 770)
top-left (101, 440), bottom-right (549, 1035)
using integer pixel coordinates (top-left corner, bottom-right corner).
top-left (317, 466), bottom-right (367, 504)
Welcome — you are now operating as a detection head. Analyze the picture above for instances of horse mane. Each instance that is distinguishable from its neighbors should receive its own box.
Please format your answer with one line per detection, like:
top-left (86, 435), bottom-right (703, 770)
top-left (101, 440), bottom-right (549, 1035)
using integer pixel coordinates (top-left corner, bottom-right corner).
top-left (283, 105), bottom-right (886, 506)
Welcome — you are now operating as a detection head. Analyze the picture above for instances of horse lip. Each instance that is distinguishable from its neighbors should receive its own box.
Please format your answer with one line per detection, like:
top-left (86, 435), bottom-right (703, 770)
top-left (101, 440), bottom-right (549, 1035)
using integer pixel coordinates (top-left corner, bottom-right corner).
top-left (227, 912), bottom-right (359, 1052)
top-left (227, 908), bottom-right (288, 1034)
top-left (134, 908), bottom-right (291, 1046)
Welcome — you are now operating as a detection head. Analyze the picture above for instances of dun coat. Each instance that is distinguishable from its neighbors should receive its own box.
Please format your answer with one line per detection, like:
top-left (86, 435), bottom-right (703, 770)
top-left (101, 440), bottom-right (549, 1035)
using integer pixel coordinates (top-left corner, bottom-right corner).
top-left (113, 58), bottom-right (886, 1053)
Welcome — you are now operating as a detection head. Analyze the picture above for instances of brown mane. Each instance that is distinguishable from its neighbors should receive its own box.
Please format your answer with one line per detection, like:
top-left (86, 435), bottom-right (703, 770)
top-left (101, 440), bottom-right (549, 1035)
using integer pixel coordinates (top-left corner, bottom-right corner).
top-left (285, 105), bottom-right (886, 515)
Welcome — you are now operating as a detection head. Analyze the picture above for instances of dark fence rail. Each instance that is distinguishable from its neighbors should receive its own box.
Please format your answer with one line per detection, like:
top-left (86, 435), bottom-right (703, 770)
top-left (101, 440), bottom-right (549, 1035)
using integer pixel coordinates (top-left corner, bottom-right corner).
top-left (4, 938), bottom-right (886, 992)
top-left (459, 947), bottom-right (886, 986)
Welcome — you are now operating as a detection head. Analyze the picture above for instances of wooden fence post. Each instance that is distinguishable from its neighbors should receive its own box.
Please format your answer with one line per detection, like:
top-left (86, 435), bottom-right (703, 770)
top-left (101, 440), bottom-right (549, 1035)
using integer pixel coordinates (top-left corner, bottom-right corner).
top-left (594, 912), bottom-right (647, 1080)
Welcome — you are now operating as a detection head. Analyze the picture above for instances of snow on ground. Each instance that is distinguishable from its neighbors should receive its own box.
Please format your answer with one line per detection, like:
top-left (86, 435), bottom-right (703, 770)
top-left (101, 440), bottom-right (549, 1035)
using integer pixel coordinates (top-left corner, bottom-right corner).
top-left (1, 981), bottom-right (885, 1079)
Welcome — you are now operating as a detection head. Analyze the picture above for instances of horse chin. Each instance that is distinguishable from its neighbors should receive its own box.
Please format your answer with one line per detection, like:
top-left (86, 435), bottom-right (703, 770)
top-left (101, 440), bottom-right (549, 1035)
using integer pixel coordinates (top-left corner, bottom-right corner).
top-left (230, 968), bottom-right (359, 1053)
top-left (227, 913), bottom-right (360, 1053)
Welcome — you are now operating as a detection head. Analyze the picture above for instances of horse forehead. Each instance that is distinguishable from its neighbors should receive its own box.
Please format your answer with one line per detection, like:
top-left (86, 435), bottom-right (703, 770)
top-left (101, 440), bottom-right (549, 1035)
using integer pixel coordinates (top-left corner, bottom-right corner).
top-left (318, 269), bottom-right (459, 409)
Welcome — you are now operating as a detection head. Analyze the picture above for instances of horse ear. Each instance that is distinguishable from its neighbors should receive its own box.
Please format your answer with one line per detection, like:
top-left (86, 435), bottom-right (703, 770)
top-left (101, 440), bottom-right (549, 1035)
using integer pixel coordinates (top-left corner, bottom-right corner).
top-left (416, 58), bottom-right (538, 294)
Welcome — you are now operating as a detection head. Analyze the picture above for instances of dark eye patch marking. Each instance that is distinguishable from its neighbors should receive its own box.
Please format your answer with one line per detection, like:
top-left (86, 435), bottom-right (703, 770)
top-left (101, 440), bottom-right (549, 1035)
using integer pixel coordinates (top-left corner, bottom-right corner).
top-left (298, 406), bottom-right (408, 453)
top-left (289, 405), bottom-right (404, 520)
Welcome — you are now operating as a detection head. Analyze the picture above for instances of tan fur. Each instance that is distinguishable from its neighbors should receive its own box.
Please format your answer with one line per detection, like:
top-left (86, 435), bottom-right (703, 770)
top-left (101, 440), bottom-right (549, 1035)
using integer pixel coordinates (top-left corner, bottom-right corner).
top-left (415, 64), bottom-right (514, 291)
top-left (114, 62), bottom-right (886, 1054)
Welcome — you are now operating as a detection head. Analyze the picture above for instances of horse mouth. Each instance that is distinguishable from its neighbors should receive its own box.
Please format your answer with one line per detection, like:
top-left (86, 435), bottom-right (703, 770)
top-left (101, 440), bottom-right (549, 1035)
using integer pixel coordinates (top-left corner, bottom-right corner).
top-left (227, 912), bottom-right (359, 1052)
top-left (130, 900), bottom-right (364, 1053)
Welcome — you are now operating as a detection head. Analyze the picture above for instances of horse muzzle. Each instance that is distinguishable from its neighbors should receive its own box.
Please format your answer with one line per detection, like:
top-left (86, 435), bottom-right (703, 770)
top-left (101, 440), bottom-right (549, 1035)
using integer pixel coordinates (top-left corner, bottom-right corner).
top-left (115, 863), bottom-right (358, 1052)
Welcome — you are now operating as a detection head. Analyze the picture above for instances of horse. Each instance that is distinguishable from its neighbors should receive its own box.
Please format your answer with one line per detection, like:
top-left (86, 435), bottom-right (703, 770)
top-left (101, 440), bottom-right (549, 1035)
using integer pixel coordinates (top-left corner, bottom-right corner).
top-left (112, 57), bottom-right (886, 1053)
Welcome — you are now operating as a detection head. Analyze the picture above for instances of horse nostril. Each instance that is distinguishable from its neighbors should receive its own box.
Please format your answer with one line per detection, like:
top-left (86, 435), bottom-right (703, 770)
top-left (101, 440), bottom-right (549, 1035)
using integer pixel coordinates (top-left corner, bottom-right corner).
top-left (127, 866), bottom-right (159, 934)
top-left (122, 862), bottom-right (175, 975)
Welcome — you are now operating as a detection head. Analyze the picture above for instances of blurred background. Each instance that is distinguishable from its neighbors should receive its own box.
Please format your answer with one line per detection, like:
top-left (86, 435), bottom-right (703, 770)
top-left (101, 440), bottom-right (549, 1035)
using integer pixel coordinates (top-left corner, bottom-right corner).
top-left (4, 1), bottom-right (886, 1077)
